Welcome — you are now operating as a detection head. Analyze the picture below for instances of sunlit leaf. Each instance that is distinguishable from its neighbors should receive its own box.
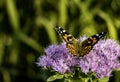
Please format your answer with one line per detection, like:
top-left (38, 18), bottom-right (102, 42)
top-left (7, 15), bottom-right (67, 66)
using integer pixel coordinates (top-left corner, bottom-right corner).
top-left (98, 77), bottom-right (109, 82)
top-left (47, 74), bottom-right (64, 82)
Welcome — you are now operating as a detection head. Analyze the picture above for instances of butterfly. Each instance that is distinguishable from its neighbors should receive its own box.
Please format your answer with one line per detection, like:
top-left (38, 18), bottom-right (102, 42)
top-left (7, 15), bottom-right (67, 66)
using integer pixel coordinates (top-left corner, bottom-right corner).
top-left (55, 26), bottom-right (107, 56)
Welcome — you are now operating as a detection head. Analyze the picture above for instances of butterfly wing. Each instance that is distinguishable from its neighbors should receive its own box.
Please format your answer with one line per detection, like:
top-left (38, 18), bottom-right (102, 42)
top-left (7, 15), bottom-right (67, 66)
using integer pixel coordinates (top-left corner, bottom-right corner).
top-left (55, 26), bottom-right (79, 56)
top-left (55, 26), bottom-right (107, 56)
top-left (80, 32), bottom-right (107, 56)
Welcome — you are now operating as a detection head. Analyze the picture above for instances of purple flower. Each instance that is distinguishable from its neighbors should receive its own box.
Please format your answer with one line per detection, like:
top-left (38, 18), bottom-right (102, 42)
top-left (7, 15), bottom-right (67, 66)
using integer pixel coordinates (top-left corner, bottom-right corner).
top-left (37, 37), bottom-right (120, 78)
top-left (77, 39), bottom-right (120, 78)
top-left (37, 43), bottom-right (76, 74)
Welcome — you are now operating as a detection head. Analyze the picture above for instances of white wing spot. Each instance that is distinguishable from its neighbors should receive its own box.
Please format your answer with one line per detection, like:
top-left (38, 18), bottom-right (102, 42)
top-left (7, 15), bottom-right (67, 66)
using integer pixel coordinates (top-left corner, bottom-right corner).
top-left (62, 30), bottom-right (66, 33)
top-left (58, 27), bottom-right (61, 29)
top-left (96, 34), bottom-right (99, 36)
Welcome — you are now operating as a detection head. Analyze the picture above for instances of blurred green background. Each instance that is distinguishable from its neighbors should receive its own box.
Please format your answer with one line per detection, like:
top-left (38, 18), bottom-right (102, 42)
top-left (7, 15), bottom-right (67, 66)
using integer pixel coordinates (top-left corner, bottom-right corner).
top-left (0, 0), bottom-right (120, 82)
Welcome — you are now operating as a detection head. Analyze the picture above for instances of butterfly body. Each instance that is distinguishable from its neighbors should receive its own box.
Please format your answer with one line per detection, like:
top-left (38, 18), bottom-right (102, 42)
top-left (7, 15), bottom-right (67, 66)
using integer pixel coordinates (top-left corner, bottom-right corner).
top-left (55, 26), bottom-right (107, 56)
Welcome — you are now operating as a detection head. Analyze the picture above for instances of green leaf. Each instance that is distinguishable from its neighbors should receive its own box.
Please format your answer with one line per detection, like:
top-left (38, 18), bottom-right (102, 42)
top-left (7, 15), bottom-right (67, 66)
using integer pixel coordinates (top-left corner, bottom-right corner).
top-left (64, 73), bottom-right (74, 78)
top-left (47, 74), bottom-right (64, 82)
top-left (98, 77), bottom-right (109, 82)
top-left (81, 77), bottom-right (90, 82)
top-left (116, 68), bottom-right (120, 71)
top-left (89, 77), bottom-right (98, 82)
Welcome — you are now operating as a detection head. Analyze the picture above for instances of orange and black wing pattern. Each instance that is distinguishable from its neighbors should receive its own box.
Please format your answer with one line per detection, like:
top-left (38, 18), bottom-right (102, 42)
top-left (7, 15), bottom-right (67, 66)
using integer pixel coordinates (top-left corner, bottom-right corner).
top-left (55, 26), bottom-right (79, 56)
top-left (80, 32), bottom-right (107, 56)
top-left (55, 26), bottom-right (107, 57)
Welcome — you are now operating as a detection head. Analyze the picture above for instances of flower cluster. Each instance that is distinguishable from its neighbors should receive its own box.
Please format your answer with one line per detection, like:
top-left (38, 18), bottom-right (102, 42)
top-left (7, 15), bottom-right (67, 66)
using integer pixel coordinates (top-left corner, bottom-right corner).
top-left (37, 37), bottom-right (120, 78)
top-left (76, 39), bottom-right (120, 78)
top-left (37, 43), bottom-right (76, 73)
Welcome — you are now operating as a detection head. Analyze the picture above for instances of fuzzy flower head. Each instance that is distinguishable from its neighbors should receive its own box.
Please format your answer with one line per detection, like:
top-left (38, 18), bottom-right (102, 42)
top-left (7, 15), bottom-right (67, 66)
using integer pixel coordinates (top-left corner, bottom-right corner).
top-left (37, 43), bottom-right (76, 74)
top-left (77, 39), bottom-right (120, 78)
top-left (37, 36), bottom-right (120, 78)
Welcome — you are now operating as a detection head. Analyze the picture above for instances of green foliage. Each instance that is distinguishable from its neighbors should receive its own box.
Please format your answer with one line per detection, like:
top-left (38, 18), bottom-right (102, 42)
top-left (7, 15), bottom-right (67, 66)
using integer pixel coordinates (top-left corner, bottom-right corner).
top-left (46, 69), bottom-right (109, 82)
top-left (98, 77), bottom-right (109, 82)
top-left (0, 0), bottom-right (120, 82)
top-left (47, 73), bottom-right (64, 82)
